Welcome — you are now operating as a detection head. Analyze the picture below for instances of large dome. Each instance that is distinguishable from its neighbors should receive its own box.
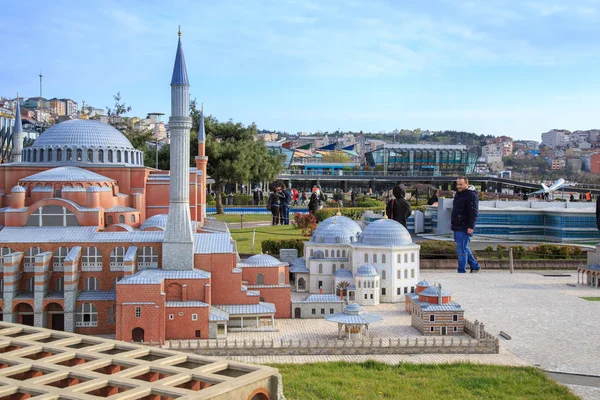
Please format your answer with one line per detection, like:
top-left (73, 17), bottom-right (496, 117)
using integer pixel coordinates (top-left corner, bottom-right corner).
top-left (311, 215), bottom-right (362, 244)
top-left (360, 218), bottom-right (413, 247)
top-left (22, 119), bottom-right (144, 166)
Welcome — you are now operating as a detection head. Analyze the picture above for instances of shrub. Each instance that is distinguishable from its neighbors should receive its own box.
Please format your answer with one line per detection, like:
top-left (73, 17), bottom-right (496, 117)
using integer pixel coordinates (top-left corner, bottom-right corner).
top-left (419, 241), bottom-right (457, 259)
top-left (357, 198), bottom-right (386, 208)
top-left (313, 207), bottom-right (384, 222)
top-left (233, 194), bottom-right (254, 205)
top-left (207, 196), bottom-right (216, 206)
top-left (294, 213), bottom-right (317, 237)
top-left (261, 239), bottom-right (305, 257)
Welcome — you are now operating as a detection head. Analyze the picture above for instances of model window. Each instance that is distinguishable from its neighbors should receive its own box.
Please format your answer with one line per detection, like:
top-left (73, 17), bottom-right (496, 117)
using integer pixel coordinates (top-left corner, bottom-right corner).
top-left (135, 307), bottom-right (141, 318)
top-left (318, 264), bottom-right (323, 274)
top-left (76, 303), bottom-right (98, 327)
top-left (364, 254), bottom-right (368, 263)
top-left (404, 269), bottom-right (408, 279)
top-left (32, 149), bottom-right (36, 162)
top-left (382, 288), bottom-right (386, 295)
top-left (87, 149), bottom-right (93, 162)
top-left (110, 246), bottom-right (126, 271)
top-left (358, 281), bottom-right (361, 288)
top-left (169, 314), bottom-right (174, 320)
top-left (341, 264), bottom-right (345, 269)
top-left (279, 272), bottom-right (285, 284)
top-left (137, 246), bottom-right (158, 269)
top-left (57, 149), bottom-right (62, 161)
top-left (397, 288), bottom-right (401, 295)
top-left (23, 247), bottom-right (41, 271)
top-left (397, 270), bottom-right (401, 279)
top-left (117, 150), bottom-right (122, 162)
top-left (131, 214), bottom-right (135, 223)
top-left (107, 216), bottom-right (113, 225)
top-left (411, 269), bottom-right (415, 278)
top-left (47, 149), bottom-right (52, 161)
top-left (26, 277), bottom-right (34, 292)
top-left (411, 286), bottom-right (415, 293)
top-left (336, 250), bottom-right (340, 257)
top-left (312, 309), bottom-right (316, 315)
top-left (256, 273), bottom-right (265, 285)
top-left (397, 254), bottom-right (401, 263)
top-left (381, 270), bottom-right (386, 280)
top-left (82, 246), bottom-right (102, 271)
top-left (85, 277), bottom-right (99, 291)
top-left (342, 250), bottom-right (346, 257)
top-left (364, 294), bottom-right (368, 299)
top-left (430, 327), bottom-right (434, 332)
top-left (118, 215), bottom-right (125, 223)
top-left (76, 149), bottom-right (82, 161)
top-left (370, 294), bottom-right (373, 299)
top-left (332, 264), bottom-right (336, 274)
top-left (411, 253), bottom-right (415, 263)
top-left (53, 246), bottom-right (70, 270)
top-left (107, 305), bottom-right (116, 324)
top-left (54, 188), bottom-right (62, 198)
top-left (429, 315), bottom-right (435, 322)
top-left (67, 148), bottom-right (72, 161)
top-left (125, 151), bottom-right (129, 163)
top-left (318, 280), bottom-right (322, 289)
top-left (39, 149), bottom-right (44, 161)
top-left (454, 327), bottom-right (457, 332)
top-left (26, 206), bottom-right (79, 227)
top-left (192, 314), bottom-right (198, 321)
top-left (108, 150), bottom-right (113, 162)
top-left (98, 149), bottom-right (104, 162)
top-left (325, 250), bottom-right (329, 257)
top-left (320, 308), bottom-right (325, 314)
top-left (453, 314), bottom-right (458, 322)
top-left (0, 247), bottom-right (13, 268)
top-left (404, 287), bottom-right (408, 294)
top-left (404, 254), bottom-right (408, 263)
top-left (382, 254), bottom-right (386, 263)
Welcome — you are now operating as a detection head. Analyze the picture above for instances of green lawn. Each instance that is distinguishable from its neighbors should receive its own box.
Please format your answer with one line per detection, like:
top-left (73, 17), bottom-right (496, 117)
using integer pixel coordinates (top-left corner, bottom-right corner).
top-left (274, 361), bottom-right (577, 400)
top-left (229, 224), bottom-right (306, 254)
top-left (580, 297), bottom-right (600, 301)
top-left (211, 214), bottom-right (272, 223)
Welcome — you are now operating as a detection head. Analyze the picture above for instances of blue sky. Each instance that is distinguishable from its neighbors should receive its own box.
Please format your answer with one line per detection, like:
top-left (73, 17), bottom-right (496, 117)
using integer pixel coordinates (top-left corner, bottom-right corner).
top-left (2, 0), bottom-right (600, 140)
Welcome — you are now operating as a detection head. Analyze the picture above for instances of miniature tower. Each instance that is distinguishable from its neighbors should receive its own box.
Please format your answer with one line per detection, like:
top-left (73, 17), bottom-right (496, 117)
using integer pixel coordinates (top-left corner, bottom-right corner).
top-left (195, 103), bottom-right (208, 227)
top-left (12, 97), bottom-right (23, 163)
top-left (162, 28), bottom-right (194, 269)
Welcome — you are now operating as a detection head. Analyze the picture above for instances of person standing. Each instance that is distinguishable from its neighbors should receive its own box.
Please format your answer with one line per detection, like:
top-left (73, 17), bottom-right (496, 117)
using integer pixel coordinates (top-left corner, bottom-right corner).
top-left (268, 185), bottom-right (283, 225)
top-left (308, 187), bottom-right (322, 214)
top-left (280, 184), bottom-right (292, 225)
top-left (451, 176), bottom-right (481, 274)
top-left (385, 185), bottom-right (412, 229)
top-left (253, 187), bottom-right (260, 206)
top-left (350, 190), bottom-right (356, 207)
top-left (427, 189), bottom-right (439, 206)
top-left (292, 188), bottom-right (299, 206)
top-left (301, 191), bottom-right (307, 206)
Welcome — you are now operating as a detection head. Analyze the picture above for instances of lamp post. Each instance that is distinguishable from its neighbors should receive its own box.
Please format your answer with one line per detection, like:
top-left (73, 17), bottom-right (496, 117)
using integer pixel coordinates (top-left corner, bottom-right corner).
top-left (148, 112), bottom-right (165, 169)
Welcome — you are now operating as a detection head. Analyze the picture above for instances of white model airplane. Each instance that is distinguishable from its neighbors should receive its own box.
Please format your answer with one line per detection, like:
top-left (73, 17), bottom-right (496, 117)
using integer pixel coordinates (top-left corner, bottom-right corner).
top-left (529, 178), bottom-right (569, 195)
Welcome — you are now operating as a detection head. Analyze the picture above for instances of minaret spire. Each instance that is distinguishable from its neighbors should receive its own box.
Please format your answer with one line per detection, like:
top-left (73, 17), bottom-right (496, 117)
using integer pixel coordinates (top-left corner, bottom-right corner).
top-left (12, 95), bottom-right (23, 163)
top-left (198, 103), bottom-right (206, 143)
top-left (163, 28), bottom-right (194, 270)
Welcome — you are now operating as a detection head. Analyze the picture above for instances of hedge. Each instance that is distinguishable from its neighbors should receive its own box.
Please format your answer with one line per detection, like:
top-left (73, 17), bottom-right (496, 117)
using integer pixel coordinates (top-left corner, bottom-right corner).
top-left (313, 207), bottom-right (384, 223)
top-left (261, 239), bottom-right (305, 257)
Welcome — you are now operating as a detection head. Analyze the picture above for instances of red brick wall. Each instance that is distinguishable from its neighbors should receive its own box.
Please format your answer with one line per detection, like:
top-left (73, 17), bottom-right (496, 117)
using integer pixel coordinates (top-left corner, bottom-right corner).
top-left (164, 307), bottom-right (209, 339)
top-left (256, 287), bottom-right (291, 318)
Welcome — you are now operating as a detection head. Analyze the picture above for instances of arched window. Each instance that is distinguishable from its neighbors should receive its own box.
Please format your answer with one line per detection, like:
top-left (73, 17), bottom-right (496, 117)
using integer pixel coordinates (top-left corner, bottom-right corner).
top-left (57, 148), bottom-right (62, 161)
top-left (76, 303), bottom-right (97, 327)
top-left (108, 150), bottom-right (113, 162)
top-left (110, 246), bottom-right (126, 271)
top-left (32, 149), bottom-right (37, 162)
top-left (87, 149), bottom-right (93, 162)
top-left (118, 215), bottom-right (125, 223)
top-left (411, 253), bottom-right (415, 263)
top-left (47, 149), bottom-right (52, 161)
top-left (0, 247), bottom-right (13, 268)
top-left (411, 269), bottom-right (415, 278)
top-left (341, 263), bottom-right (345, 269)
top-left (336, 250), bottom-right (340, 257)
top-left (55, 277), bottom-right (64, 292)
top-left (24, 247), bottom-right (41, 271)
top-left (124, 151), bottom-right (129, 163)
top-left (404, 254), bottom-right (408, 263)
top-left (131, 215), bottom-right (135, 223)
top-left (318, 264), bottom-right (323, 274)
top-left (381, 270), bottom-right (386, 279)
top-left (325, 250), bottom-right (329, 257)
top-left (98, 149), bottom-right (104, 162)
top-left (310, 249), bottom-right (314, 257)
top-left (397, 270), bottom-right (401, 279)
top-left (54, 188), bottom-right (62, 198)
top-left (39, 149), bottom-right (44, 161)
top-left (26, 205), bottom-right (78, 227)
top-left (404, 269), bottom-right (408, 279)
top-left (76, 149), bottom-right (82, 161)
top-left (84, 277), bottom-right (99, 291)
top-left (66, 148), bottom-right (72, 161)
top-left (137, 246), bottom-right (158, 269)
top-left (382, 254), bottom-right (386, 263)
top-left (116, 150), bottom-right (121, 162)
top-left (364, 254), bottom-right (368, 263)
top-left (107, 216), bottom-right (113, 225)
top-left (82, 247), bottom-right (102, 271)
top-left (342, 250), bottom-right (346, 257)
top-left (358, 281), bottom-right (361, 288)
top-left (332, 264), bottom-right (337, 274)
top-left (53, 246), bottom-right (70, 270)
top-left (397, 254), bottom-right (401, 263)
top-left (279, 272), bottom-right (285, 284)
top-left (256, 273), bottom-right (265, 285)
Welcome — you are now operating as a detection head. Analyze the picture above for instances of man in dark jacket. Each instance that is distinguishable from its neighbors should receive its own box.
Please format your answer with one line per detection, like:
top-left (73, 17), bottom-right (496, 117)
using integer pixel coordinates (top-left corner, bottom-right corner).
top-left (386, 185), bottom-right (412, 229)
top-left (451, 176), bottom-right (481, 273)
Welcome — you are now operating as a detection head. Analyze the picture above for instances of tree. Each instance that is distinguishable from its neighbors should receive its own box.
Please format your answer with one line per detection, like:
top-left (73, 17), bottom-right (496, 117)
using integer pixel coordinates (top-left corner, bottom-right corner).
top-left (106, 92), bottom-right (132, 117)
top-left (321, 150), bottom-right (350, 163)
top-left (205, 118), bottom-right (284, 213)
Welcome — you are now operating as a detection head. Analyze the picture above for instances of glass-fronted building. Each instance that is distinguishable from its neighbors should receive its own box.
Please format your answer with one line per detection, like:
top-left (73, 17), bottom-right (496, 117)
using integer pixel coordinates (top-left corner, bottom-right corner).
top-left (365, 144), bottom-right (478, 176)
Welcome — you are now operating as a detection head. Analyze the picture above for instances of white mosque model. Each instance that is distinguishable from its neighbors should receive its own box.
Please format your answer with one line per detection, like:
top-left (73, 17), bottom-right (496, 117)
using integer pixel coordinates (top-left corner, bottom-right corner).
top-left (290, 213), bottom-right (421, 306)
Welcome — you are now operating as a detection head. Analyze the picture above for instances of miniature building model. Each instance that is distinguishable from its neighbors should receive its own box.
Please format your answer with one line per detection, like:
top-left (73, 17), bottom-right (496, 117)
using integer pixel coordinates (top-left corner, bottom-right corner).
top-left (325, 302), bottom-right (382, 339)
top-left (290, 215), bottom-right (420, 306)
top-left (0, 321), bottom-right (283, 400)
top-left (405, 281), bottom-right (465, 336)
top-left (0, 32), bottom-right (290, 342)
top-left (579, 244), bottom-right (600, 288)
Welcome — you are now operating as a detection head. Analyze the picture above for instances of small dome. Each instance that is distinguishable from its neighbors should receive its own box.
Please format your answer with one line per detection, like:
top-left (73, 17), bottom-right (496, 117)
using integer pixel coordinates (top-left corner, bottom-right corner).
top-left (361, 218), bottom-right (412, 247)
top-left (416, 280), bottom-right (430, 287)
top-left (139, 214), bottom-right (168, 231)
top-left (242, 254), bottom-right (285, 267)
top-left (334, 268), bottom-right (353, 278)
top-left (344, 302), bottom-right (363, 314)
top-left (11, 186), bottom-right (25, 193)
top-left (420, 286), bottom-right (451, 297)
top-left (311, 215), bottom-right (362, 244)
top-left (355, 265), bottom-right (378, 277)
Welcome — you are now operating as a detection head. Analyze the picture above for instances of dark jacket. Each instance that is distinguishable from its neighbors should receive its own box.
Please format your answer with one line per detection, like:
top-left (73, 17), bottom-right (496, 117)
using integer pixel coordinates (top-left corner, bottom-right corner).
top-left (386, 197), bottom-right (412, 228)
top-left (282, 189), bottom-right (291, 206)
top-left (308, 192), bottom-right (321, 213)
top-left (268, 192), bottom-right (281, 207)
top-left (427, 194), bottom-right (438, 205)
top-left (451, 186), bottom-right (479, 232)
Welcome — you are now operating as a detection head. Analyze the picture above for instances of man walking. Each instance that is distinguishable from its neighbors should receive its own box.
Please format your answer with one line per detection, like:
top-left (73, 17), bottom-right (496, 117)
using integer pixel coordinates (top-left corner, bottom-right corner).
top-left (451, 176), bottom-right (481, 273)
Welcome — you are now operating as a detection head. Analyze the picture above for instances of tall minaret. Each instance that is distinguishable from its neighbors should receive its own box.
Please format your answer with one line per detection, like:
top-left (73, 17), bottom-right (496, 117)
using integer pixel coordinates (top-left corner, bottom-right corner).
top-left (162, 27), bottom-right (194, 270)
top-left (195, 103), bottom-right (208, 227)
top-left (12, 96), bottom-right (23, 163)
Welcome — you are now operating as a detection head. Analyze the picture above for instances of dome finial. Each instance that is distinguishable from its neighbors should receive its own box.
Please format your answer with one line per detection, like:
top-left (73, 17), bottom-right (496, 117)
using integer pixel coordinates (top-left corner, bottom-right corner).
top-left (178, 25), bottom-right (182, 37)
top-left (336, 207), bottom-right (342, 217)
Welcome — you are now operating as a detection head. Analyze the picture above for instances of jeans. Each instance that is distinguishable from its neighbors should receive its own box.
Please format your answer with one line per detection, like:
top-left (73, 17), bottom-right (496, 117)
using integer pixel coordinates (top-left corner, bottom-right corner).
top-left (271, 206), bottom-right (280, 225)
top-left (280, 205), bottom-right (290, 225)
top-left (453, 230), bottom-right (480, 273)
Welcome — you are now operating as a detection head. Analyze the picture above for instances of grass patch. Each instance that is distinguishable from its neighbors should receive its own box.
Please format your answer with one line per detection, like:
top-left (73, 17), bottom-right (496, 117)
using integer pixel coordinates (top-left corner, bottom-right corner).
top-left (212, 214), bottom-right (272, 223)
top-left (230, 224), bottom-right (306, 254)
top-left (273, 361), bottom-right (577, 400)
top-left (580, 297), bottom-right (600, 301)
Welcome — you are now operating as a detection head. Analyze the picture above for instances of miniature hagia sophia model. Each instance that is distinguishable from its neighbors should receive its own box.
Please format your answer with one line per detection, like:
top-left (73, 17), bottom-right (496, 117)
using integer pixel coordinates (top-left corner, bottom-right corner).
top-left (289, 215), bottom-right (421, 306)
top-left (0, 31), bottom-right (290, 343)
